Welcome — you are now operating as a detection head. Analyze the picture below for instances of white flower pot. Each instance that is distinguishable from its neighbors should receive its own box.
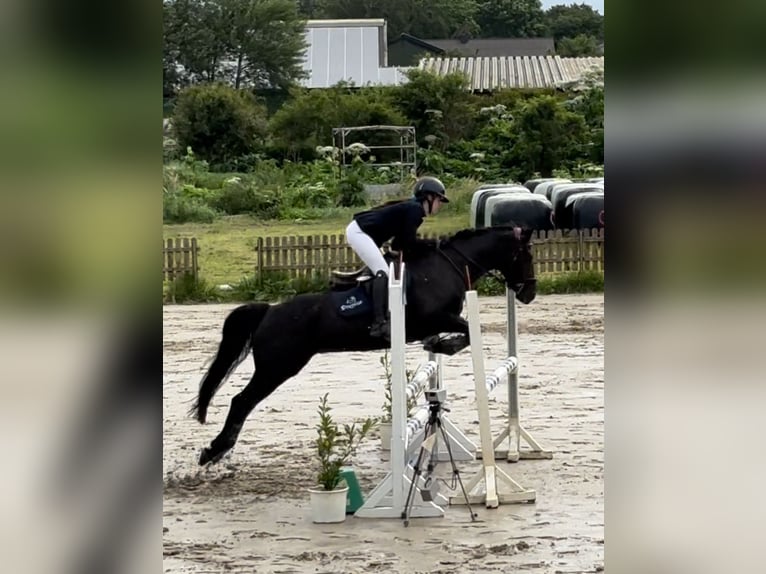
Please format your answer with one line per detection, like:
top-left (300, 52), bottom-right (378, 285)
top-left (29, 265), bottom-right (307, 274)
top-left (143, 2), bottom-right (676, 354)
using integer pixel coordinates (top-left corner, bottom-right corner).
top-left (308, 485), bottom-right (349, 523)
top-left (379, 421), bottom-right (392, 451)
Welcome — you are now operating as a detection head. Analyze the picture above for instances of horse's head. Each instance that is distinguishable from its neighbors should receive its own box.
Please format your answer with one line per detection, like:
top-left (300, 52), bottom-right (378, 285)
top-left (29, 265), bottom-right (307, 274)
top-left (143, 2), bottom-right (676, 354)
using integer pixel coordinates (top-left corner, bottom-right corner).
top-left (429, 227), bottom-right (538, 304)
top-left (494, 227), bottom-right (537, 304)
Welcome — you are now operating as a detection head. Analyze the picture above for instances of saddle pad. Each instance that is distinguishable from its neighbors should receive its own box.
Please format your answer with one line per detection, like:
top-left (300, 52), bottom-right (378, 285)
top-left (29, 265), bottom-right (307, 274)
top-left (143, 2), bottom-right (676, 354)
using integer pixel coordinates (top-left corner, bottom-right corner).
top-left (330, 285), bottom-right (373, 318)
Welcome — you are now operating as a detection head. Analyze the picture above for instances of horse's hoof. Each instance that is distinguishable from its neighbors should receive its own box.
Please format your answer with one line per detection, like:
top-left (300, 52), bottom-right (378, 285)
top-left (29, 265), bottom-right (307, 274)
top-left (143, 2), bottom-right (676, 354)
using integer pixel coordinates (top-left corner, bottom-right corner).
top-left (199, 447), bottom-right (221, 466)
top-left (422, 335), bottom-right (440, 352)
top-left (422, 334), bottom-right (468, 356)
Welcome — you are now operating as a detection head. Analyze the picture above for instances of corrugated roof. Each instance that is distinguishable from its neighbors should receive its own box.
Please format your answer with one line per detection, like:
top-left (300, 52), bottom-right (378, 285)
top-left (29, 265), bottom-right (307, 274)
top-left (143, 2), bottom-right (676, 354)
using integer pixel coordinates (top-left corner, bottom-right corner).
top-left (418, 56), bottom-right (604, 91)
top-left (421, 37), bottom-right (555, 58)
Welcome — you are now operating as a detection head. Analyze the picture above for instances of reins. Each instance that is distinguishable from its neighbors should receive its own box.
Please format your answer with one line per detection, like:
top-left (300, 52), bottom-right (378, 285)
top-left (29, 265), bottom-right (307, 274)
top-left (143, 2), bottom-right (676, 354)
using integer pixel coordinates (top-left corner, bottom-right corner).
top-left (436, 239), bottom-right (506, 288)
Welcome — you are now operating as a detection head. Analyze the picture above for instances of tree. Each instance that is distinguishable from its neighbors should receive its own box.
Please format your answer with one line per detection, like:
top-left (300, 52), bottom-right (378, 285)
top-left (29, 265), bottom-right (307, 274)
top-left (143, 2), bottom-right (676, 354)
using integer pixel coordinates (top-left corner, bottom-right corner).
top-left (544, 3), bottom-right (604, 43)
top-left (317, 0), bottom-right (479, 41)
top-left (164, 0), bottom-right (228, 89)
top-left (172, 83), bottom-right (269, 166)
top-left (220, 0), bottom-right (308, 89)
top-left (390, 70), bottom-right (474, 150)
top-left (557, 34), bottom-right (600, 56)
top-left (163, 0), bottom-right (307, 91)
top-left (297, 0), bottom-right (322, 17)
top-left (475, 0), bottom-right (546, 38)
top-left (511, 95), bottom-right (589, 176)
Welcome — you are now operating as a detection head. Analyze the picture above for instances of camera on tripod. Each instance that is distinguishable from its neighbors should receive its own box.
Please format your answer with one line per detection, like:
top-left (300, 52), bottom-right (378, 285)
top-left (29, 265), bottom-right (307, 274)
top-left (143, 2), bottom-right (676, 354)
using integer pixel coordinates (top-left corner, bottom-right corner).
top-left (424, 388), bottom-right (447, 404)
top-left (401, 384), bottom-right (478, 526)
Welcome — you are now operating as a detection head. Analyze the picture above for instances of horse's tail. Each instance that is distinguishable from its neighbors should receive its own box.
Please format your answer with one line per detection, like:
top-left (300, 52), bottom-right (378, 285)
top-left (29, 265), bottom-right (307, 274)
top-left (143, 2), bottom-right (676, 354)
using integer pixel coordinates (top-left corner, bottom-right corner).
top-left (191, 302), bottom-right (270, 424)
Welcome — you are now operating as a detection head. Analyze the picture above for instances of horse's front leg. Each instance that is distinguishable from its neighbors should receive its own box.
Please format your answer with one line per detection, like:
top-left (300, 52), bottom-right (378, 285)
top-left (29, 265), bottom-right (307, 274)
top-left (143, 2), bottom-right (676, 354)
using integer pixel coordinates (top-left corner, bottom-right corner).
top-left (412, 313), bottom-right (471, 356)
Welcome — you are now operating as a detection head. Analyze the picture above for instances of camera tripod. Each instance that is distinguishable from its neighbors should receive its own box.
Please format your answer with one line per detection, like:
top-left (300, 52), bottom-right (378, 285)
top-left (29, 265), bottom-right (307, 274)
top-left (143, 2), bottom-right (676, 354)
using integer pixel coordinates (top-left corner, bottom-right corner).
top-left (401, 392), bottom-right (478, 526)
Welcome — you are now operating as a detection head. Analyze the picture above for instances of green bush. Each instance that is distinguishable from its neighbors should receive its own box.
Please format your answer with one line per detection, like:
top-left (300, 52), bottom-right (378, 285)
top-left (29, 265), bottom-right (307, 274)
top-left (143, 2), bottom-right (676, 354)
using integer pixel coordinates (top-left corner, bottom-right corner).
top-left (229, 271), bottom-right (328, 302)
top-left (476, 276), bottom-right (505, 296)
top-left (476, 271), bottom-right (604, 296)
top-left (283, 182), bottom-right (335, 209)
top-left (212, 178), bottom-right (282, 218)
top-left (557, 34), bottom-right (601, 57)
top-left (163, 190), bottom-right (219, 223)
top-left (165, 273), bottom-right (222, 303)
top-left (390, 70), bottom-right (474, 150)
top-left (165, 76), bottom-right (603, 187)
top-left (337, 171), bottom-right (366, 207)
top-left (565, 77), bottom-right (604, 164)
top-left (163, 135), bottom-right (179, 163)
top-left (172, 84), bottom-right (268, 167)
top-left (269, 85), bottom-right (406, 161)
top-left (507, 96), bottom-right (589, 177)
top-left (537, 271), bottom-right (604, 294)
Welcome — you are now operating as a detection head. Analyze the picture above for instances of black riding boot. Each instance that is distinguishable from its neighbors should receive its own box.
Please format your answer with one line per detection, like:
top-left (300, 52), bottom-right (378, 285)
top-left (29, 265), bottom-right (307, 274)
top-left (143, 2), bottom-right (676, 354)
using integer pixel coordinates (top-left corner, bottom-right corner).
top-left (369, 271), bottom-right (390, 341)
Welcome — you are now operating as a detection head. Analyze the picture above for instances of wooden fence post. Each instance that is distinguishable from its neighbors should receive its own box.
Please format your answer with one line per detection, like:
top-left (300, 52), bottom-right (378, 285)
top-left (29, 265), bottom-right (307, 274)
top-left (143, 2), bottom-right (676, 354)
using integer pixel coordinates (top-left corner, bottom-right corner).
top-left (255, 237), bottom-right (264, 286)
top-left (191, 237), bottom-right (199, 278)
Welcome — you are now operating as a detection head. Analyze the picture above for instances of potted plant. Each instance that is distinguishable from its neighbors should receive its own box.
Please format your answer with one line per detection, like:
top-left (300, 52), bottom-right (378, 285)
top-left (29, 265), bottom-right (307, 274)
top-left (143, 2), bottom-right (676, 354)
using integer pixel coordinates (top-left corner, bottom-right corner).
top-left (378, 350), bottom-right (417, 451)
top-left (309, 393), bottom-right (374, 523)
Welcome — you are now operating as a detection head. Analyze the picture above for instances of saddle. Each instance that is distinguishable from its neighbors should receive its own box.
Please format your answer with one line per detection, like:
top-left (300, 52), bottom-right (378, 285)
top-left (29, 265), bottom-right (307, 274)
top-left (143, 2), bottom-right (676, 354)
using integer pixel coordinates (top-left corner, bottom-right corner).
top-left (329, 248), bottom-right (403, 291)
top-left (329, 266), bottom-right (373, 291)
top-left (327, 261), bottom-right (467, 356)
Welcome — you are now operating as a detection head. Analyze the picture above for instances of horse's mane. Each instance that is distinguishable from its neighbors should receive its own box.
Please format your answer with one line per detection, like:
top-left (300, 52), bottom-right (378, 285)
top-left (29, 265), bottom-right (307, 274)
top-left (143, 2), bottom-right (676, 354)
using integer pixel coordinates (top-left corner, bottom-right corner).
top-left (440, 226), bottom-right (520, 246)
top-left (393, 226), bottom-right (522, 262)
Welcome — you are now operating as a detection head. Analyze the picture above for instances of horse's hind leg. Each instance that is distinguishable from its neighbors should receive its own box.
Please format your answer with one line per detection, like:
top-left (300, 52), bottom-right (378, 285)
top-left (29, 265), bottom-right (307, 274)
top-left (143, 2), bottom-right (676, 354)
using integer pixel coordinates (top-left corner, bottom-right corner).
top-left (198, 356), bottom-right (311, 466)
top-left (198, 371), bottom-right (280, 465)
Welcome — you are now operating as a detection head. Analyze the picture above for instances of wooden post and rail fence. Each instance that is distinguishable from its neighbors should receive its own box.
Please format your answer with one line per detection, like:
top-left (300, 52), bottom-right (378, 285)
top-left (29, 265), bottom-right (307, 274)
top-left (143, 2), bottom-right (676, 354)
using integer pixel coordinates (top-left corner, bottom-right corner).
top-left (163, 238), bottom-right (199, 281)
top-left (254, 229), bottom-right (604, 280)
top-left (162, 229), bottom-right (604, 284)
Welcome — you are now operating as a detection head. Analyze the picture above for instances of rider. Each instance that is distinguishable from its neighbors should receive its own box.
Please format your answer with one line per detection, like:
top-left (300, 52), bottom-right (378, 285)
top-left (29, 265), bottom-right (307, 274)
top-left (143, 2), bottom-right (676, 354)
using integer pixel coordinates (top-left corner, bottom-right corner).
top-left (345, 176), bottom-right (449, 340)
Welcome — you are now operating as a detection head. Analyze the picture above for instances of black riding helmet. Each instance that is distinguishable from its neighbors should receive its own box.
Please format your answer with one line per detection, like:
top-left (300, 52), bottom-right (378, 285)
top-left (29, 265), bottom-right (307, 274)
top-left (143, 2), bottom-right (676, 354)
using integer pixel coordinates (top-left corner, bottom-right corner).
top-left (413, 176), bottom-right (449, 203)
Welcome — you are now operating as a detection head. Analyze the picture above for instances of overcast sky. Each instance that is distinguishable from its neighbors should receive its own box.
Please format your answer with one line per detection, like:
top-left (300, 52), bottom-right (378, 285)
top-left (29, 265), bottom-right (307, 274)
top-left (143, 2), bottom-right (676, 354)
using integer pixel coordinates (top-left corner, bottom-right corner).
top-left (541, 0), bottom-right (604, 14)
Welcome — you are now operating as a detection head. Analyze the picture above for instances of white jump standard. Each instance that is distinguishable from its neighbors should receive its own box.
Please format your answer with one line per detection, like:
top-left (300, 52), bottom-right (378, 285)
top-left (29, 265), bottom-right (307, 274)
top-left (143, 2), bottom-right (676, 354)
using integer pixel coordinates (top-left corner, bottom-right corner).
top-left (355, 263), bottom-right (474, 519)
top-left (450, 290), bottom-right (534, 507)
top-left (489, 289), bottom-right (552, 462)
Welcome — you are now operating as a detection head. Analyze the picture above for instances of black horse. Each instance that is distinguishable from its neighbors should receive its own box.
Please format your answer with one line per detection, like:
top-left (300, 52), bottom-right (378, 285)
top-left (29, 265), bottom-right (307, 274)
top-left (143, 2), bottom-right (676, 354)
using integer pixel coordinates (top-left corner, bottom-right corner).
top-left (193, 226), bottom-right (537, 465)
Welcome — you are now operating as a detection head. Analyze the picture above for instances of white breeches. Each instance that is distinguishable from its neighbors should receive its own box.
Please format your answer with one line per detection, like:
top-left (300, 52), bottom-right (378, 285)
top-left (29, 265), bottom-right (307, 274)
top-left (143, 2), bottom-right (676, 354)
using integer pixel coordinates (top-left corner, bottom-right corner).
top-left (345, 220), bottom-right (388, 275)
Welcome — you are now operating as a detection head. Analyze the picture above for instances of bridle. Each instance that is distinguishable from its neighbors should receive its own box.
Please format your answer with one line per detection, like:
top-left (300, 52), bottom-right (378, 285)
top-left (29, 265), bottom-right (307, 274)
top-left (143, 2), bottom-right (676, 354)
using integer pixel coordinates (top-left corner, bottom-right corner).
top-left (436, 238), bottom-right (523, 289)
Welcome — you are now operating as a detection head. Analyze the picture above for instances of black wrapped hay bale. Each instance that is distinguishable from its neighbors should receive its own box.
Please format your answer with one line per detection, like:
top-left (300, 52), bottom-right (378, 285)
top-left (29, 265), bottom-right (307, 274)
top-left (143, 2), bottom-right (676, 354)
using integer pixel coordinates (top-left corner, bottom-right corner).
top-left (523, 177), bottom-right (561, 192)
top-left (476, 183), bottom-right (524, 191)
top-left (470, 185), bottom-right (530, 228)
top-left (551, 184), bottom-right (604, 229)
top-left (487, 194), bottom-right (554, 231)
top-left (566, 192), bottom-right (604, 230)
top-left (533, 179), bottom-right (572, 200)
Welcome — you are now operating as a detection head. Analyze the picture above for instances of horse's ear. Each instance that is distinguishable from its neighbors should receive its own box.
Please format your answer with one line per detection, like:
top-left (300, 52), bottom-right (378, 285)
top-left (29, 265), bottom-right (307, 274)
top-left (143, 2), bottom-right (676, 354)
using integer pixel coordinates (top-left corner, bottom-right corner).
top-left (513, 227), bottom-right (533, 243)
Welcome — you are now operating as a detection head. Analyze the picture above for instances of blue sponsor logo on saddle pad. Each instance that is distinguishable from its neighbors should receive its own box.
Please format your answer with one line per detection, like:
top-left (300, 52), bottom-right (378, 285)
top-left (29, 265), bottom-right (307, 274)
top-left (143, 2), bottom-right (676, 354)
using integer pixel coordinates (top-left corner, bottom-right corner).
top-left (332, 285), bottom-right (373, 318)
